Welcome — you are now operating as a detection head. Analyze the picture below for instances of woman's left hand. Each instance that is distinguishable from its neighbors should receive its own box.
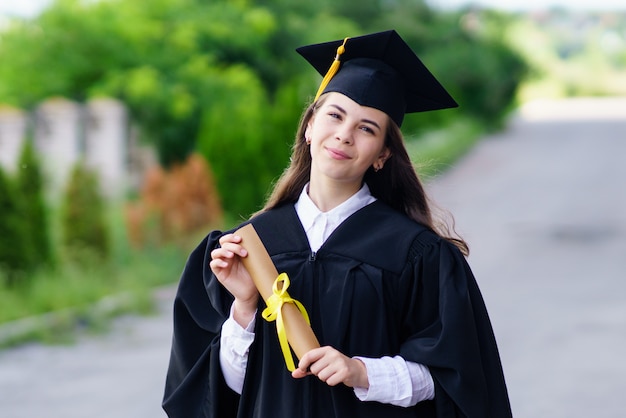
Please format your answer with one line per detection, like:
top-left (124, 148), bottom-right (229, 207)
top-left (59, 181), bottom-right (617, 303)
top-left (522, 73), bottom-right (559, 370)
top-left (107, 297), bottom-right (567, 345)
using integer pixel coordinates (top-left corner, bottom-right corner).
top-left (292, 346), bottom-right (369, 388)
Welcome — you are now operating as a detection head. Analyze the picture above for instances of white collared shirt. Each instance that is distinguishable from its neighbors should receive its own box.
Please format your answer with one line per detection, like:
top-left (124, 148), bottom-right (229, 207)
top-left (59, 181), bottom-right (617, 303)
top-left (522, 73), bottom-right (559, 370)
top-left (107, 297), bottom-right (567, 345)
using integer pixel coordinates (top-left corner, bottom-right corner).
top-left (219, 183), bottom-right (434, 406)
top-left (294, 182), bottom-right (376, 252)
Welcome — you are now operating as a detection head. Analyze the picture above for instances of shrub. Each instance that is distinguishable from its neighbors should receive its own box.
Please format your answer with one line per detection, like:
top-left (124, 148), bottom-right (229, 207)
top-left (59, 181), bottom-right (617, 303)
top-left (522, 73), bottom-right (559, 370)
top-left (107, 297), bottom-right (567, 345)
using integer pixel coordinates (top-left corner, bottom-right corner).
top-left (15, 139), bottom-right (53, 267)
top-left (0, 166), bottom-right (33, 284)
top-left (61, 162), bottom-right (110, 261)
top-left (125, 153), bottom-right (223, 247)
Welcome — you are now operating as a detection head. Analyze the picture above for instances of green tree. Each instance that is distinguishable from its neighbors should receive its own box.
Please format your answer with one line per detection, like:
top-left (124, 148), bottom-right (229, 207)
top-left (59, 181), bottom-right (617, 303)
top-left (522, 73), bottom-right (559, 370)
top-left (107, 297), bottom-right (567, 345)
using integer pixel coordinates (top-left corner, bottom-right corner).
top-left (0, 0), bottom-right (528, 215)
top-left (371, 6), bottom-right (527, 132)
top-left (0, 0), bottom-right (280, 163)
top-left (0, 166), bottom-right (32, 284)
top-left (15, 139), bottom-right (53, 268)
top-left (0, 0), bottom-right (363, 215)
top-left (61, 162), bottom-right (110, 261)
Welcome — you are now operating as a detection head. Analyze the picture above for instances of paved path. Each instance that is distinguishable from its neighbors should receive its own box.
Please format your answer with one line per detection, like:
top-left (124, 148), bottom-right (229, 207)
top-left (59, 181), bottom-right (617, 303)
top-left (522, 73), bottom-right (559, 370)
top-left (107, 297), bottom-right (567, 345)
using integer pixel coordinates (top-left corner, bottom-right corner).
top-left (0, 288), bottom-right (174, 418)
top-left (427, 97), bottom-right (626, 418)
top-left (0, 97), bottom-right (624, 417)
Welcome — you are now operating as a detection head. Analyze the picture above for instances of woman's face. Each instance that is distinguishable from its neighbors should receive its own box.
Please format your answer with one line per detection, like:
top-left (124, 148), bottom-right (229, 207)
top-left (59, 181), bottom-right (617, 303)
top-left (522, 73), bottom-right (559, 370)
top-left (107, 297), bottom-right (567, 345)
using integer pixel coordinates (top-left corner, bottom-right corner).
top-left (306, 92), bottom-right (390, 186)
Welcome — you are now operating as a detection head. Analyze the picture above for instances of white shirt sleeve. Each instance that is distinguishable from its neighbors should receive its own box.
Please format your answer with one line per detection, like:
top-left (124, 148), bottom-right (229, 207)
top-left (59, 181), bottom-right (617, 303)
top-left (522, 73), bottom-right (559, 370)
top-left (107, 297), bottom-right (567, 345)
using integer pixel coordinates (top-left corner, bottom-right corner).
top-left (353, 356), bottom-right (435, 407)
top-left (219, 306), bottom-right (256, 394)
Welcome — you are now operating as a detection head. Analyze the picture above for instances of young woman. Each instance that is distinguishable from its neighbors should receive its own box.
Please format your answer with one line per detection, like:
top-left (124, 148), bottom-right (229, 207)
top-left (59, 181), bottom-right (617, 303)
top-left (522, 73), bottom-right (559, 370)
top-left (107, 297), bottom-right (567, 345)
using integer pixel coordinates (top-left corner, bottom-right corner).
top-left (163, 30), bottom-right (512, 418)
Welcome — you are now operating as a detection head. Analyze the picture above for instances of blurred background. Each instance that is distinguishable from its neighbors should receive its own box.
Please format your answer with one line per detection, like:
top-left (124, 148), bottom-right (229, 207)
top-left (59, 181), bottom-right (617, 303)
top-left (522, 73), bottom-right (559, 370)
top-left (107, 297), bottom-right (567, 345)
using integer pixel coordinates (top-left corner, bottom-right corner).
top-left (0, 0), bottom-right (624, 417)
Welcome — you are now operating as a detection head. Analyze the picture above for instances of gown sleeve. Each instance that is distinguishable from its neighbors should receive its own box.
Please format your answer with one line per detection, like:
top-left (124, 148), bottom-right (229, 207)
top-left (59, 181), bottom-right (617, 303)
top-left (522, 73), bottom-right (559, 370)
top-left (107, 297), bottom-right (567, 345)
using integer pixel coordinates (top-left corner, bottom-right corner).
top-left (162, 231), bottom-right (240, 418)
top-left (399, 232), bottom-right (513, 418)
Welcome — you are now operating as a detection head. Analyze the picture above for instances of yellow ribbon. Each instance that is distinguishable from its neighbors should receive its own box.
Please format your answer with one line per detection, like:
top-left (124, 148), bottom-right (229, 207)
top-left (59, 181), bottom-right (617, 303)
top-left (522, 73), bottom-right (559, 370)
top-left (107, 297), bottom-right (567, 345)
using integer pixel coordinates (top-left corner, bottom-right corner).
top-left (261, 272), bottom-right (311, 372)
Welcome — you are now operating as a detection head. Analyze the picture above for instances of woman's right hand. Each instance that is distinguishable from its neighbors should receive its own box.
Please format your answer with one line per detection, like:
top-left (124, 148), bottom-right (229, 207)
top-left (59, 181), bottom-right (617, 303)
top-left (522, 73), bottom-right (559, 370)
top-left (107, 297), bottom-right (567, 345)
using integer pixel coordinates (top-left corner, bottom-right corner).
top-left (210, 233), bottom-right (259, 326)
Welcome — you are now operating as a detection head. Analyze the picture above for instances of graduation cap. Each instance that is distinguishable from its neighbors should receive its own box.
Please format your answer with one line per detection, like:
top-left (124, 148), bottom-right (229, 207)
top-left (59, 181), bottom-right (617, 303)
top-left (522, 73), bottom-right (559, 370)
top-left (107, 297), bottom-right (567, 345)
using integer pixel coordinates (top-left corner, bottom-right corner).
top-left (296, 29), bottom-right (458, 127)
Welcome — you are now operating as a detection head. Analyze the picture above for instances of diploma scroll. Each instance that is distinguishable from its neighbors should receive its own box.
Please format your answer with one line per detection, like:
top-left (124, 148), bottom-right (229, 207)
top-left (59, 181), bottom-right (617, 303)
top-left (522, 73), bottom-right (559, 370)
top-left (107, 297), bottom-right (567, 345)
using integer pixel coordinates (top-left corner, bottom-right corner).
top-left (235, 223), bottom-right (320, 369)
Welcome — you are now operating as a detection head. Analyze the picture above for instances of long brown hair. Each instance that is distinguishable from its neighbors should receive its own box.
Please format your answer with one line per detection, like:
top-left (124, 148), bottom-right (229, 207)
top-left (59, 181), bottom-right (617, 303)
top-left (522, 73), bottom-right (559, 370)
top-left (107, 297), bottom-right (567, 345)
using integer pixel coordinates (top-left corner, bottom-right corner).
top-left (256, 95), bottom-right (469, 256)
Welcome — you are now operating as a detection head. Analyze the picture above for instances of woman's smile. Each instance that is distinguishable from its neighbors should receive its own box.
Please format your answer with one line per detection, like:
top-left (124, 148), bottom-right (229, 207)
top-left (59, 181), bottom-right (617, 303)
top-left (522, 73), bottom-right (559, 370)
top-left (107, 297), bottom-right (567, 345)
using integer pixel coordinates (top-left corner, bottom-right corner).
top-left (325, 146), bottom-right (351, 160)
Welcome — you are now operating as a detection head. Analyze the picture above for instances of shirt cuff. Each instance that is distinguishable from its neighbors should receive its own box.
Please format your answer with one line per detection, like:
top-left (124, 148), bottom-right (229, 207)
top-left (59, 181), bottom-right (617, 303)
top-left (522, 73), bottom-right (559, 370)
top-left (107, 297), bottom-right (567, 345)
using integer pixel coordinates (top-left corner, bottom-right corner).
top-left (353, 356), bottom-right (434, 407)
top-left (219, 305), bottom-right (256, 393)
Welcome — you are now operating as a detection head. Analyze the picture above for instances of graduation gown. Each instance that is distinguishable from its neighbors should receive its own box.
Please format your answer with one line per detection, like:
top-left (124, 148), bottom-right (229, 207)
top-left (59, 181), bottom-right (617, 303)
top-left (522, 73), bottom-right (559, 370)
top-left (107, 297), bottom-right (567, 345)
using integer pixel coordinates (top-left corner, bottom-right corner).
top-left (162, 201), bottom-right (512, 418)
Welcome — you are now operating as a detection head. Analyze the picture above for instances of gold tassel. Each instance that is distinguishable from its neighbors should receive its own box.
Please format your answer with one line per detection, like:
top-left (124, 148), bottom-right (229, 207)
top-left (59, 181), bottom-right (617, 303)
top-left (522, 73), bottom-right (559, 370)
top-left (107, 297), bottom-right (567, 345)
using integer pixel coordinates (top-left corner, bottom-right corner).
top-left (314, 37), bottom-right (350, 102)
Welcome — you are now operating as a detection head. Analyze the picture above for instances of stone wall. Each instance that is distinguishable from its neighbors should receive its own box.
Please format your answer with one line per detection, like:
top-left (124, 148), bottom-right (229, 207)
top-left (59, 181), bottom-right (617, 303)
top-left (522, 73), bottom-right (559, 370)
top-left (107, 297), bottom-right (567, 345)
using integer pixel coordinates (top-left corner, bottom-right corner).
top-left (0, 97), bottom-right (153, 199)
top-left (34, 97), bottom-right (82, 196)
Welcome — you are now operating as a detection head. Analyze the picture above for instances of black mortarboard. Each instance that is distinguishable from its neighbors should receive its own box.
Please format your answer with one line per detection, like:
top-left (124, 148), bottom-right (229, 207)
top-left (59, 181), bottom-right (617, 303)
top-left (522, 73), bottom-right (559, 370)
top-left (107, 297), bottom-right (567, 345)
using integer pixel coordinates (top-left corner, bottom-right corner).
top-left (296, 30), bottom-right (458, 127)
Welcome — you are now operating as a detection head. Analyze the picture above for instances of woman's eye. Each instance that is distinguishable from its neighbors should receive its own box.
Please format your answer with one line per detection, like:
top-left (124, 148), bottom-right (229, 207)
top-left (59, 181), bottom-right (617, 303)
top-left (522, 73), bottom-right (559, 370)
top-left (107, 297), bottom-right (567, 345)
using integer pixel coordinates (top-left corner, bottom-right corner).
top-left (328, 112), bottom-right (341, 119)
top-left (360, 126), bottom-right (374, 134)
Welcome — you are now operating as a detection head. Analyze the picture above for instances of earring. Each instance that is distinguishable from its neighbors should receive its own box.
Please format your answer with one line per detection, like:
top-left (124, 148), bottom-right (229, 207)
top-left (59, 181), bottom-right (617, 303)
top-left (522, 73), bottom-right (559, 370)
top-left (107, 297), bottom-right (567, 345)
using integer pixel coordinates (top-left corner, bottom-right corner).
top-left (305, 137), bottom-right (311, 145)
top-left (373, 164), bottom-right (380, 172)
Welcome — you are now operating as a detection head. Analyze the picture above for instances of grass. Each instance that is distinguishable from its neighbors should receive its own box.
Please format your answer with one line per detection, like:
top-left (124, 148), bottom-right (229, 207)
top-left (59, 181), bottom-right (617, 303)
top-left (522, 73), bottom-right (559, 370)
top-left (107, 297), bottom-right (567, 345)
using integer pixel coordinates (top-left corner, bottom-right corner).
top-left (0, 241), bottom-right (189, 347)
top-left (0, 200), bottom-right (197, 347)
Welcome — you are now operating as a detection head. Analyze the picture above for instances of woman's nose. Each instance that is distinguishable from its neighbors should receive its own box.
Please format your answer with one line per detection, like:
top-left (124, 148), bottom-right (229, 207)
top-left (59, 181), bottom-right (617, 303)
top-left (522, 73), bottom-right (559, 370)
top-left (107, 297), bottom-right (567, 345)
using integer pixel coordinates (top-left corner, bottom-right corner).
top-left (335, 125), bottom-right (353, 144)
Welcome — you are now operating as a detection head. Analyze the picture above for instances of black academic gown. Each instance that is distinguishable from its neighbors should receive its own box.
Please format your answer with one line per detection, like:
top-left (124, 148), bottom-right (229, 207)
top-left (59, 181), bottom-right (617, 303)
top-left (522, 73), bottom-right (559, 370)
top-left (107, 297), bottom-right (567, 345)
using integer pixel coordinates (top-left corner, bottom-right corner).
top-left (163, 201), bottom-right (512, 418)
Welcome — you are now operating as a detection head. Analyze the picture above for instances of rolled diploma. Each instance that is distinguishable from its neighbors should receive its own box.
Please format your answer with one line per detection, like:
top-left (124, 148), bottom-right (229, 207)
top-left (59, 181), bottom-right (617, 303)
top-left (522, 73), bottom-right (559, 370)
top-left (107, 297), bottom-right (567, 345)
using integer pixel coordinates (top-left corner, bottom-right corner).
top-left (235, 223), bottom-right (320, 360)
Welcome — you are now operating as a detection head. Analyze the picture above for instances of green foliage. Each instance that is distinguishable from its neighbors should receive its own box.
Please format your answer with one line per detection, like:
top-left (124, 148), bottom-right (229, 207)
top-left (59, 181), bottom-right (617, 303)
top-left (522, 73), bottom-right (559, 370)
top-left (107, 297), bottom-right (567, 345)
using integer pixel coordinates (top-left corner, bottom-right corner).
top-left (196, 68), bottom-right (307, 216)
top-left (0, 199), bottom-right (193, 346)
top-left (369, 8), bottom-right (528, 133)
top-left (421, 35), bottom-right (526, 130)
top-left (0, 237), bottom-right (188, 347)
top-left (0, 166), bottom-right (34, 284)
top-left (15, 139), bottom-right (53, 268)
top-left (90, 0), bottom-right (285, 167)
top-left (505, 10), bottom-right (626, 100)
top-left (61, 162), bottom-right (110, 261)
top-left (0, 0), bottom-right (528, 215)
